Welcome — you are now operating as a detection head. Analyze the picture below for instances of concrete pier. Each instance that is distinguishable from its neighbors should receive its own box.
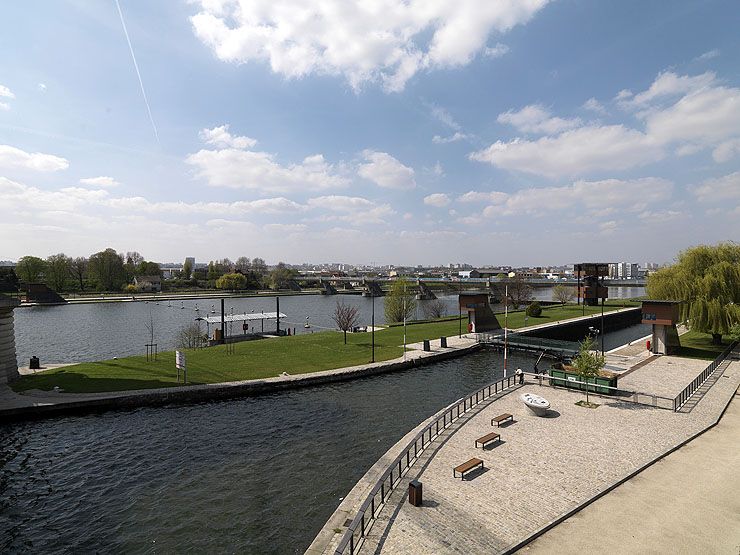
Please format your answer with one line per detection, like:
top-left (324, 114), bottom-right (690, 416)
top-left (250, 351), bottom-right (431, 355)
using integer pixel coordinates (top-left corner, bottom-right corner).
top-left (0, 297), bottom-right (20, 384)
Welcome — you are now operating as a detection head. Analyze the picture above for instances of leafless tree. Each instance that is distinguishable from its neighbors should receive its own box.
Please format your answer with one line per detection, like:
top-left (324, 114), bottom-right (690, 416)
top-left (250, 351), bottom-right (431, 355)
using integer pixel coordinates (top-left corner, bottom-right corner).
top-left (69, 257), bottom-right (88, 291)
top-left (176, 322), bottom-right (207, 349)
top-left (332, 301), bottom-right (360, 344)
top-left (552, 284), bottom-right (576, 305)
top-left (499, 275), bottom-right (532, 309)
top-left (423, 299), bottom-right (447, 320)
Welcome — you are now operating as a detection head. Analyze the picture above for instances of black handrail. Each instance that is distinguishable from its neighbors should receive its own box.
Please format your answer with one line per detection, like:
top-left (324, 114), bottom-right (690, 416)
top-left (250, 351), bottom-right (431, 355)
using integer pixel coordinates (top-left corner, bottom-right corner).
top-left (333, 374), bottom-right (519, 555)
top-left (673, 341), bottom-right (738, 411)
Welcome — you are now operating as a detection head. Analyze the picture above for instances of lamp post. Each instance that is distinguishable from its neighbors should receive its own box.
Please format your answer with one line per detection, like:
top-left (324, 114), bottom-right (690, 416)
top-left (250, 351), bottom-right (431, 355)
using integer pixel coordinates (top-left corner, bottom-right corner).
top-left (371, 292), bottom-right (375, 363)
top-left (504, 271), bottom-right (515, 377)
top-left (403, 279), bottom-right (407, 361)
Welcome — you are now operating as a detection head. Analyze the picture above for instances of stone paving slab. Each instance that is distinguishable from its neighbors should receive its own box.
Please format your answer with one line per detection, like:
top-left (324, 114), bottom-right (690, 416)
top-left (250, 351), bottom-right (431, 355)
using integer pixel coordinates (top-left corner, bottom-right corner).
top-left (360, 360), bottom-right (740, 555)
top-left (618, 355), bottom-right (708, 398)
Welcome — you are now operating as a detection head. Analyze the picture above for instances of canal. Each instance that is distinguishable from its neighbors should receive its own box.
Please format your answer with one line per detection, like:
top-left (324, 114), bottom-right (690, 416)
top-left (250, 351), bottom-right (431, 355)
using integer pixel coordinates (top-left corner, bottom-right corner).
top-left (0, 323), bottom-right (649, 554)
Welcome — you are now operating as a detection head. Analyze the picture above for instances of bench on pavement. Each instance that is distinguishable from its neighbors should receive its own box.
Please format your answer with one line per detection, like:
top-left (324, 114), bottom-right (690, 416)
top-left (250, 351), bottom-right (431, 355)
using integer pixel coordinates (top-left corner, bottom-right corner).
top-left (453, 457), bottom-right (484, 479)
top-left (475, 432), bottom-right (500, 449)
top-left (491, 413), bottom-right (513, 427)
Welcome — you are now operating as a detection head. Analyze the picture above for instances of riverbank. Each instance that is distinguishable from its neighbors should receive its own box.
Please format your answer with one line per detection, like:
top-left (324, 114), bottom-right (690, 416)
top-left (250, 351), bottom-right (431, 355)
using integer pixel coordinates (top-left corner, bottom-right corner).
top-left (11, 305), bottom-right (631, 393)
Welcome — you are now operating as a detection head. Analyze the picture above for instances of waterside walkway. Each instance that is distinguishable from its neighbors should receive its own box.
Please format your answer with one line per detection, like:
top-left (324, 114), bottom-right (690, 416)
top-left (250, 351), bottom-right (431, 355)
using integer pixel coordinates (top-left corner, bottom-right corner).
top-left (322, 353), bottom-right (739, 554)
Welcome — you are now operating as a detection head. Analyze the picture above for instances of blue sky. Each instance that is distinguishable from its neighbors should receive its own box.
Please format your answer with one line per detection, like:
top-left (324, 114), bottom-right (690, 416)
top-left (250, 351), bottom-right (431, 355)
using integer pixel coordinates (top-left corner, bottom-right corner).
top-left (1, 0), bottom-right (738, 266)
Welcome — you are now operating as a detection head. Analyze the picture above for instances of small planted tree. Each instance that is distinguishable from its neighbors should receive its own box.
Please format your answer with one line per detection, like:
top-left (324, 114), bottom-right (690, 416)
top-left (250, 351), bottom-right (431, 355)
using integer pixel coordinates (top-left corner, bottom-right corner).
top-left (177, 322), bottom-right (207, 349)
top-left (384, 278), bottom-right (416, 323)
top-left (423, 299), bottom-right (447, 320)
top-left (552, 284), bottom-right (576, 305)
top-left (572, 335), bottom-right (605, 407)
top-left (332, 301), bottom-right (360, 344)
top-left (525, 301), bottom-right (542, 317)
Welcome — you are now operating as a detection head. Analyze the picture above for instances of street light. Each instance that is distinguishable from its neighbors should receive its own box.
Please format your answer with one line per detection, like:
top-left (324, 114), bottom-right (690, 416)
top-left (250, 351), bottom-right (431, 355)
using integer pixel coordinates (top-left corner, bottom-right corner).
top-left (504, 271), bottom-right (515, 378)
top-left (371, 292), bottom-right (375, 363)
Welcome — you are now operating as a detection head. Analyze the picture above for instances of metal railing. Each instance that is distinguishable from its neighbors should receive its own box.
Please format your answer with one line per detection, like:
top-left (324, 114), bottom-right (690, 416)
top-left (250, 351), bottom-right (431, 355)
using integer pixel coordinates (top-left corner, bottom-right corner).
top-left (673, 341), bottom-right (738, 412)
top-left (545, 374), bottom-right (675, 409)
top-left (334, 374), bottom-right (520, 555)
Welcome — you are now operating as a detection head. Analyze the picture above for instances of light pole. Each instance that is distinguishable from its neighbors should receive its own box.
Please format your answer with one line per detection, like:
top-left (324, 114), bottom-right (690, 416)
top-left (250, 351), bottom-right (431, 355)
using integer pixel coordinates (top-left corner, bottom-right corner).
top-left (504, 271), bottom-right (515, 377)
top-left (403, 279), bottom-right (407, 361)
top-left (371, 292), bottom-right (375, 363)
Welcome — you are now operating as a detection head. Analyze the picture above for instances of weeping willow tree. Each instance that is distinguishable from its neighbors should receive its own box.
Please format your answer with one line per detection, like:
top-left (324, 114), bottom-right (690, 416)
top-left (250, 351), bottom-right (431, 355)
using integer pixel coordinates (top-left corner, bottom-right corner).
top-left (647, 242), bottom-right (740, 344)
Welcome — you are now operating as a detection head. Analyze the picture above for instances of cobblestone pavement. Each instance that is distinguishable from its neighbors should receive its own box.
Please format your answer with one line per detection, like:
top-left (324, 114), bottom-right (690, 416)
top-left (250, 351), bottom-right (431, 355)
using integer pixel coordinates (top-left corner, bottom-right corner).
top-left (521, 387), bottom-right (740, 555)
top-left (618, 355), bottom-right (708, 398)
top-left (359, 360), bottom-right (740, 555)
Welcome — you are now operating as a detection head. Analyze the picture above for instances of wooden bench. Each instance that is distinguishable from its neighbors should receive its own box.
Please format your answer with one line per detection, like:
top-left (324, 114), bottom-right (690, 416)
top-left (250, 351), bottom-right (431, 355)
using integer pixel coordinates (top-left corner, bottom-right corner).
top-left (491, 413), bottom-right (513, 427)
top-left (453, 457), bottom-right (484, 479)
top-left (475, 432), bottom-right (500, 449)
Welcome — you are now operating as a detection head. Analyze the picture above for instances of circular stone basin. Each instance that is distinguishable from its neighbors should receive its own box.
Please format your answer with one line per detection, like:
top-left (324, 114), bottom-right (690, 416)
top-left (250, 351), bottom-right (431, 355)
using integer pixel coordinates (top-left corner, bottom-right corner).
top-left (521, 392), bottom-right (551, 416)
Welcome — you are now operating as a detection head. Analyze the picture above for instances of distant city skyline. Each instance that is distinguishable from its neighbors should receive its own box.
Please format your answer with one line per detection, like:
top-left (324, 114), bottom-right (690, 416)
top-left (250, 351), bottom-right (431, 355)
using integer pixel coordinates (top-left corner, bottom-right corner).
top-left (1, 1), bottom-right (738, 265)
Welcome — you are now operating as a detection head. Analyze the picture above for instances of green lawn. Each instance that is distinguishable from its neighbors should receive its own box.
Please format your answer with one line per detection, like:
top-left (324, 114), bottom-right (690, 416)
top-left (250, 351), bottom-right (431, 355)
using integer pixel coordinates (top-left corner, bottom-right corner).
top-left (11, 303), bottom-right (632, 394)
top-left (675, 329), bottom-right (735, 360)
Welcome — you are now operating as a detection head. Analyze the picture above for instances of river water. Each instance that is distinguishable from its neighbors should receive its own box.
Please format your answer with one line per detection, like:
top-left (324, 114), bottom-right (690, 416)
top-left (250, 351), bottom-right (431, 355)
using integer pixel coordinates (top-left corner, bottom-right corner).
top-left (13, 287), bottom-right (644, 366)
top-left (0, 322), bottom-right (649, 554)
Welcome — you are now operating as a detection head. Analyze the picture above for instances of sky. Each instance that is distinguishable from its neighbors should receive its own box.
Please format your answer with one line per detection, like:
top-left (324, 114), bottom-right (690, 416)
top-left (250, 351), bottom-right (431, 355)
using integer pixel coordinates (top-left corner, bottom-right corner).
top-left (1, 0), bottom-right (739, 266)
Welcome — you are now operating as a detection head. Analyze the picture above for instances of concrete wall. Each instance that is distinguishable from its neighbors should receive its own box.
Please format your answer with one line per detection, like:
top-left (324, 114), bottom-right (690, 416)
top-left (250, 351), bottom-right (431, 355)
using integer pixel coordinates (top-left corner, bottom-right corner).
top-left (0, 302), bottom-right (20, 384)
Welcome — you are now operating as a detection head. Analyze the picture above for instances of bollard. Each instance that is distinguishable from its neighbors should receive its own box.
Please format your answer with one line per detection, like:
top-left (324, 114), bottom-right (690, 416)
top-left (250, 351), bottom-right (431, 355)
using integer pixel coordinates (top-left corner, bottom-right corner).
top-left (440, 336), bottom-right (447, 348)
top-left (408, 480), bottom-right (423, 506)
top-left (422, 339), bottom-right (430, 352)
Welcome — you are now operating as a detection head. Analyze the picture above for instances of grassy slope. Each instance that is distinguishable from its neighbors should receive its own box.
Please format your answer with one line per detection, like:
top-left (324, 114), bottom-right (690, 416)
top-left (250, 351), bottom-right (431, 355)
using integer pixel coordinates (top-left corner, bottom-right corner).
top-left (12, 303), bottom-right (630, 393)
top-left (675, 329), bottom-right (735, 360)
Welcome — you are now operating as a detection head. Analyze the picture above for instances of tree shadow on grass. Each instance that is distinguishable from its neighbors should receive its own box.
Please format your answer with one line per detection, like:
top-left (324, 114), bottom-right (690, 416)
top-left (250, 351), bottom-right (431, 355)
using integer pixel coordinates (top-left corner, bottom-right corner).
top-left (14, 370), bottom-right (188, 394)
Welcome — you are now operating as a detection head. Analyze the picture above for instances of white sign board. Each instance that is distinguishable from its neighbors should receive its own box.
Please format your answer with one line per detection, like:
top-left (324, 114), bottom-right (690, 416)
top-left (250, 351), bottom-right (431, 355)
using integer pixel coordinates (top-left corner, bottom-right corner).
top-left (176, 350), bottom-right (186, 370)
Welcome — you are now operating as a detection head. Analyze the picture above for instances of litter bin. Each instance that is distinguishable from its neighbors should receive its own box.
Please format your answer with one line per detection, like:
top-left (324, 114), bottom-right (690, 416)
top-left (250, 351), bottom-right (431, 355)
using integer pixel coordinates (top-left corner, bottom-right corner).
top-left (408, 480), bottom-right (422, 507)
top-left (440, 336), bottom-right (447, 348)
top-left (422, 339), bottom-right (430, 352)
top-left (30, 356), bottom-right (40, 370)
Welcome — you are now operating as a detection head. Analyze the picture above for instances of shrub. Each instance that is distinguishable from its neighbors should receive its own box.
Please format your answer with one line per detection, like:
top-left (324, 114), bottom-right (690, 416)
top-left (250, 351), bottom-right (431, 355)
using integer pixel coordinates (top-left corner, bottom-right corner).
top-left (525, 301), bottom-right (542, 317)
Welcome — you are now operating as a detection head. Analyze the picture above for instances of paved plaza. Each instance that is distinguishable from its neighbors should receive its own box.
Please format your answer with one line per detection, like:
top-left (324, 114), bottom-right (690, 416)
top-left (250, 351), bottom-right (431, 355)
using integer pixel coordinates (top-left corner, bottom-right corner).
top-left (357, 358), bottom-right (740, 554)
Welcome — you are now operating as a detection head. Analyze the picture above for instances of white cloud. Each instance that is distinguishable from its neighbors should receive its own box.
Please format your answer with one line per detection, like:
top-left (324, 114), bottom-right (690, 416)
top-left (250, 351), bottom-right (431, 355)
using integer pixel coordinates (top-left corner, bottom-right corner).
top-left (637, 209), bottom-right (684, 223)
top-left (38, 83), bottom-right (47, 92)
top-left (199, 124), bottom-right (257, 149)
top-left (0, 102), bottom-right (9, 111)
top-left (186, 128), bottom-right (348, 192)
top-left (691, 171), bottom-right (740, 203)
top-left (696, 49), bottom-right (720, 61)
top-left (0, 85), bottom-right (14, 99)
top-left (599, 220), bottom-right (617, 234)
top-left (423, 193), bottom-right (450, 207)
top-left (621, 71), bottom-right (716, 109)
top-left (476, 177), bottom-right (672, 218)
top-left (497, 104), bottom-right (581, 134)
top-left (0, 144), bottom-right (69, 172)
top-left (432, 132), bottom-right (469, 144)
top-left (458, 190), bottom-right (508, 204)
top-left (582, 97), bottom-right (606, 115)
top-left (358, 150), bottom-right (415, 189)
top-left (470, 125), bottom-right (662, 178)
top-left (79, 176), bottom-right (120, 188)
top-left (484, 43), bottom-right (509, 58)
top-left (190, 0), bottom-right (549, 92)
top-left (307, 195), bottom-right (395, 225)
top-left (712, 139), bottom-right (740, 163)
top-left (429, 104), bottom-right (461, 130)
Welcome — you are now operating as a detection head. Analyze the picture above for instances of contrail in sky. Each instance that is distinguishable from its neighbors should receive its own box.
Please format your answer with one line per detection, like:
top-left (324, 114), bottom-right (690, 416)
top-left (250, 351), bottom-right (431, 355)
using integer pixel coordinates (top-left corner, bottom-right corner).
top-left (115, 0), bottom-right (160, 146)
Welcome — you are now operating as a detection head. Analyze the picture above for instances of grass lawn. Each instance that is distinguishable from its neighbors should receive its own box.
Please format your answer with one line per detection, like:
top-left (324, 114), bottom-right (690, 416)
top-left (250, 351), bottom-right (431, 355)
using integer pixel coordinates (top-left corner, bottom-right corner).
top-left (11, 303), bottom-right (632, 394)
top-left (675, 329), bottom-right (735, 360)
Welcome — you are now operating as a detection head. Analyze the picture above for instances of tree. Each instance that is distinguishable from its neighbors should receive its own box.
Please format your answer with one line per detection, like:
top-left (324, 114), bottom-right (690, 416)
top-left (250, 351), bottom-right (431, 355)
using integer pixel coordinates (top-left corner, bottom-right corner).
top-left (526, 301), bottom-right (542, 317)
top-left (126, 251), bottom-right (144, 266)
top-left (89, 248), bottom-right (126, 291)
top-left (251, 257), bottom-right (267, 274)
top-left (216, 273), bottom-right (247, 290)
top-left (176, 322), bottom-right (207, 349)
top-left (422, 299), bottom-right (447, 320)
top-left (0, 267), bottom-right (20, 293)
top-left (45, 253), bottom-right (71, 292)
top-left (268, 262), bottom-right (297, 290)
top-left (573, 335), bottom-right (605, 406)
top-left (647, 242), bottom-right (740, 344)
top-left (552, 284), bottom-right (576, 305)
top-left (69, 257), bottom-right (88, 291)
top-left (138, 261), bottom-right (161, 277)
top-left (182, 258), bottom-right (193, 280)
top-left (332, 301), bottom-right (360, 344)
top-left (500, 274), bottom-right (532, 309)
top-left (15, 256), bottom-right (46, 283)
top-left (384, 278), bottom-right (416, 323)
top-left (235, 257), bottom-right (251, 272)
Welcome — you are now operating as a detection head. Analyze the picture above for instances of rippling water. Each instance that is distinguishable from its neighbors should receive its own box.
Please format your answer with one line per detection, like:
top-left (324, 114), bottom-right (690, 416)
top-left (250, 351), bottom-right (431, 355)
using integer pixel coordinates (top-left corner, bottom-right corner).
top-left (1, 323), bottom-right (649, 554)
